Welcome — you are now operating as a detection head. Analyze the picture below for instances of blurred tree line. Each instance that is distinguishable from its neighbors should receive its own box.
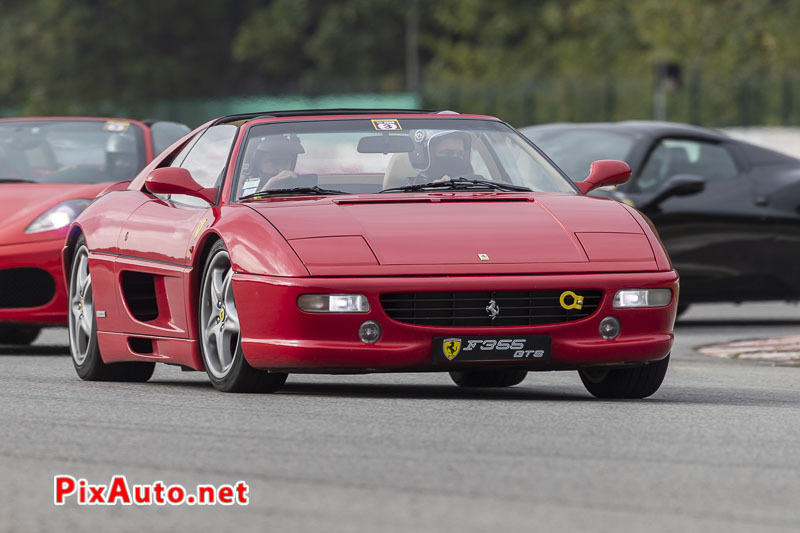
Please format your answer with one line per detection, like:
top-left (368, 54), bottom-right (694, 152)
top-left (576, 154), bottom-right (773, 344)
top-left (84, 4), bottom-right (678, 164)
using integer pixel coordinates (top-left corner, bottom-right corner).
top-left (2, 0), bottom-right (800, 126)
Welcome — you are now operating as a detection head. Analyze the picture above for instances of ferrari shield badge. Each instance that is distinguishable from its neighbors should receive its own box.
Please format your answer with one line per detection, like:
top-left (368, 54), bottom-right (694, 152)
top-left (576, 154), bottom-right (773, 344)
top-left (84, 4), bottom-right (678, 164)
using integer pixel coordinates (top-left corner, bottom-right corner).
top-left (442, 338), bottom-right (462, 360)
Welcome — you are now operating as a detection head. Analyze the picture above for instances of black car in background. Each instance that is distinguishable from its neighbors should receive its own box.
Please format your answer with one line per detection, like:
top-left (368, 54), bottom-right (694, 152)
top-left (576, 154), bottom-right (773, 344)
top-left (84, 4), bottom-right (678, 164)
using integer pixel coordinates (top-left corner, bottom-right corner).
top-left (521, 121), bottom-right (800, 315)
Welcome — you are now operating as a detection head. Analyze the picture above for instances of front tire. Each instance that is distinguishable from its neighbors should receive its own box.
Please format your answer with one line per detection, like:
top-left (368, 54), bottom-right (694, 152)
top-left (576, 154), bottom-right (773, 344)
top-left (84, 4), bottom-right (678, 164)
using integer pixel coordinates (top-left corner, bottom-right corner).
top-left (199, 241), bottom-right (287, 393)
top-left (578, 354), bottom-right (670, 399)
top-left (449, 369), bottom-right (528, 388)
top-left (68, 236), bottom-right (154, 382)
top-left (0, 325), bottom-right (40, 345)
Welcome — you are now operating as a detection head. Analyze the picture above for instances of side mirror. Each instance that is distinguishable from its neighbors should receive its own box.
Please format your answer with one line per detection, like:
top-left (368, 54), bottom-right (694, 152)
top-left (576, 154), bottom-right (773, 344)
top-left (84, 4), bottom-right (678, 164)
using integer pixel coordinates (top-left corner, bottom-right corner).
top-left (644, 174), bottom-right (705, 209)
top-left (145, 167), bottom-right (218, 204)
top-left (576, 160), bottom-right (631, 194)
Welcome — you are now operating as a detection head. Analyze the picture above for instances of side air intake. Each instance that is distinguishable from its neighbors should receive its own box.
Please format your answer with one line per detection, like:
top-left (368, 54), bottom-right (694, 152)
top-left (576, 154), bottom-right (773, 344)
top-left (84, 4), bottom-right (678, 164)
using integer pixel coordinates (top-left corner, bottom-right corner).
top-left (120, 271), bottom-right (159, 322)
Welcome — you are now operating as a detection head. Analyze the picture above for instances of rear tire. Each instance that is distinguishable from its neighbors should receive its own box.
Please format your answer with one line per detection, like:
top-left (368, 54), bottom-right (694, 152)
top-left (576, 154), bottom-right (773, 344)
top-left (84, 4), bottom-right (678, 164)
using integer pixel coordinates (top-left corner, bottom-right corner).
top-left (0, 325), bottom-right (41, 345)
top-left (199, 240), bottom-right (287, 393)
top-left (449, 369), bottom-right (528, 388)
top-left (579, 354), bottom-right (669, 399)
top-left (68, 236), bottom-right (154, 382)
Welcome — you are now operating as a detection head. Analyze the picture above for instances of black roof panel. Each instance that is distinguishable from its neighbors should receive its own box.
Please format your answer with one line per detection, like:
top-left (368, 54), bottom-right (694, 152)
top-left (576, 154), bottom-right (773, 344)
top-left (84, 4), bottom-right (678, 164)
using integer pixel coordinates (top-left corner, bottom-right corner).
top-left (213, 108), bottom-right (442, 125)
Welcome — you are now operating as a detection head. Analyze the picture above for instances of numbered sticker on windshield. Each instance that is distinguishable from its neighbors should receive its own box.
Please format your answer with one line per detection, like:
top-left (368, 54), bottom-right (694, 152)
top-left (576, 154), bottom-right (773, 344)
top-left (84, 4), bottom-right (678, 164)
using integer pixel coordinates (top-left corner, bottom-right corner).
top-left (103, 121), bottom-right (130, 132)
top-left (371, 119), bottom-right (402, 131)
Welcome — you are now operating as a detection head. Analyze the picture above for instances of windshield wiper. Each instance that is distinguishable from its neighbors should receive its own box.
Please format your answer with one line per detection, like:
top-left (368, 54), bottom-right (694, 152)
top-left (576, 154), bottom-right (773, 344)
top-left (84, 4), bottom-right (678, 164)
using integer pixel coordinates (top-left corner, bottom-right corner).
top-left (0, 178), bottom-right (36, 183)
top-left (240, 186), bottom-right (350, 200)
top-left (379, 177), bottom-right (531, 193)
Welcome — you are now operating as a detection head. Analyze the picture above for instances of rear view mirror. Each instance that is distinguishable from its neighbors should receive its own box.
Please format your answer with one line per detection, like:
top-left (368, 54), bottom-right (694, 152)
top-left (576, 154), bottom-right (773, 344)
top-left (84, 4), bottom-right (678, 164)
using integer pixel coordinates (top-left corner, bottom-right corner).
top-left (576, 160), bottom-right (632, 194)
top-left (145, 167), bottom-right (218, 204)
top-left (357, 135), bottom-right (414, 154)
top-left (645, 174), bottom-right (705, 209)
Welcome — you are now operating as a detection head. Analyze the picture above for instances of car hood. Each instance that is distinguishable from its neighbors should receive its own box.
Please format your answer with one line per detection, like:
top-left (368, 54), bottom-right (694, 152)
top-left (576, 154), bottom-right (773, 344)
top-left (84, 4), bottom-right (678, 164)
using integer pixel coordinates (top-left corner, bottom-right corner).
top-left (247, 193), bottom-right (657, 275)
top-left (0, 183), bottom-right (107, 245)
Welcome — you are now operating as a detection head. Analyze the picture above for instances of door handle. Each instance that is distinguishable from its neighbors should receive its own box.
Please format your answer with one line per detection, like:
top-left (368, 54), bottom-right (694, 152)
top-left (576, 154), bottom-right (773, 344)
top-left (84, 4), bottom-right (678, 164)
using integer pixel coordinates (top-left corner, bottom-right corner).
top-left (755, 195), bottom-right (769, 206)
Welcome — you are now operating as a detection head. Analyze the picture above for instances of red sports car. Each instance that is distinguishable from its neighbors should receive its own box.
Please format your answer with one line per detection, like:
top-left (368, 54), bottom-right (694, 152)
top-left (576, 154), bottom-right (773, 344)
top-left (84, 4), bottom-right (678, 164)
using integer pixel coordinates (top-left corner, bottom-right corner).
top-left (64, 110), bottom-right (678, 398)
top-left (0, 117), bottom-right (189, 345)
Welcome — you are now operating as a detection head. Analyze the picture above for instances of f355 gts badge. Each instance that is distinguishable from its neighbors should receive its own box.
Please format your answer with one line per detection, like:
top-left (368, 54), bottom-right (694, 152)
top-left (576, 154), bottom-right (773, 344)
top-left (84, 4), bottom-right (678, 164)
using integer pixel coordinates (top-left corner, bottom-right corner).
top-left (443, 338), bottom-right (461, 360)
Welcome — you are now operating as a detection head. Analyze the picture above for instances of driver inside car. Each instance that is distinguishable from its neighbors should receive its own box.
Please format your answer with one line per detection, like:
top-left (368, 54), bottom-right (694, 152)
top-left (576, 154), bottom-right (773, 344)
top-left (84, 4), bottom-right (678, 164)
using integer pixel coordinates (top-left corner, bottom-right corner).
top-left (239, 134), bottom-right (305, 196)
top-left (412, 130), bottom-right (473, 184)
top-left (105, 132), bottom-right (139, 181)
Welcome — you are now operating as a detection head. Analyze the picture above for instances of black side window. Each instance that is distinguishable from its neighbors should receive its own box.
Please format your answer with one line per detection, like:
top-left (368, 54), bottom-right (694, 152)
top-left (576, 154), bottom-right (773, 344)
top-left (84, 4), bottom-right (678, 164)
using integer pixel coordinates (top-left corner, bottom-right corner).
top-left (150, 121), bottom-right (192, 156)
top-left (166, 130), bottom-right (202, 169)
top-left (637, 138), bottom-right (738, 192)
top-left (176, 125), bottom-right (237, 188)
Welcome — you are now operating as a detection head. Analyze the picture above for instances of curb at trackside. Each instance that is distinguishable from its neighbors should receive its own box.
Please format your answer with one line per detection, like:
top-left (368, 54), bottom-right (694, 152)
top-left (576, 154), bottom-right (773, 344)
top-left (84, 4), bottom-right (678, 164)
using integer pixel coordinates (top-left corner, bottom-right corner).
top-left (697, 335), bottom-right (800, 365)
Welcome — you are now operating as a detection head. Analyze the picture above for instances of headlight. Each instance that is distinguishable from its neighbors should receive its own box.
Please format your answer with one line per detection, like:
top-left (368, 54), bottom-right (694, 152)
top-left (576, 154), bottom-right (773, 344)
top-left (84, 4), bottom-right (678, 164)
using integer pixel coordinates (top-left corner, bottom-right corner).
top-left (297, 294), bottom-right (370, 313)
top-left (613, 289), bottom-right (672, 308)
top-left (25, 199), bottom-right (92, 234)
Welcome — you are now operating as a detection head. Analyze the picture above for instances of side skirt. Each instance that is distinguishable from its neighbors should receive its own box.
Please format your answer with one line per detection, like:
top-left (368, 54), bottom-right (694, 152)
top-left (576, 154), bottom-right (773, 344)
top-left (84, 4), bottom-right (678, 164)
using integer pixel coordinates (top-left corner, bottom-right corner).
top-left (97, 331), bottom-right (204, 370)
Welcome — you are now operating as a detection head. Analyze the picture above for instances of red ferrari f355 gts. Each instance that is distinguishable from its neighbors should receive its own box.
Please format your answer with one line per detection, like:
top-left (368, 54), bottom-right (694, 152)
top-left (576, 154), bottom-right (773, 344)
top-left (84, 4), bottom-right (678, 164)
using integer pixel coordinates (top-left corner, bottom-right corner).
top-left (64, 110), bottom-right (678, 397)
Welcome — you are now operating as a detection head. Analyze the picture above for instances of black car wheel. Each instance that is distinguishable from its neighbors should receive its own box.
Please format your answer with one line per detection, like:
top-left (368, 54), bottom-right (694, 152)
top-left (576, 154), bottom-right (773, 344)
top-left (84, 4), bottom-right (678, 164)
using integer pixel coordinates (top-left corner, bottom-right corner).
top-left (198, 240), bottom-right (287, 393)
top-left (578, 354), bottom-right (669, 399)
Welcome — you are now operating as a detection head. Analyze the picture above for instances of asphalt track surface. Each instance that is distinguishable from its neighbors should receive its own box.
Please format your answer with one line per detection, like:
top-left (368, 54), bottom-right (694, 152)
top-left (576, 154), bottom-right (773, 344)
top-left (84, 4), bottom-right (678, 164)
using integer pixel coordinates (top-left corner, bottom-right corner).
top-left (1, 302), bottom-right (798, 533)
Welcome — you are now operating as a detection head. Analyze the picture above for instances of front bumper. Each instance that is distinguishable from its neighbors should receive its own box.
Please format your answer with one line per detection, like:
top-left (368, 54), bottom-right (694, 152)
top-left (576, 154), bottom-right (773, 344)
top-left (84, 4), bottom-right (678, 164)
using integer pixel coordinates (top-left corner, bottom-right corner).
top-left (233, 271), bottom-right (679, 372)
top-left (0, 239), bottom-right (66, 326)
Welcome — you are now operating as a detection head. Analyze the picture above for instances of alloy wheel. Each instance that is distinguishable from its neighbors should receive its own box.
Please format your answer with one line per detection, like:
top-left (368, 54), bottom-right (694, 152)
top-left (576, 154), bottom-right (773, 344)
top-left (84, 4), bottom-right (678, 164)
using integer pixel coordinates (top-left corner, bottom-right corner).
top-left (200, 250), bottom-right (241, 378)
top-left (68, 246), bottom-right (93, 365)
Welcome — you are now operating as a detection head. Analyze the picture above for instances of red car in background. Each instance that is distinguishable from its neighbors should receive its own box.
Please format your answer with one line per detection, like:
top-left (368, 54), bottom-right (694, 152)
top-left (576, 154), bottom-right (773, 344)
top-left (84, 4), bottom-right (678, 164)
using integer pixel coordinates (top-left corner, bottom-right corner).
top-left (65, 110), bottom-right (678, 398)
top-left (0, 117), bottom-right (189, 345)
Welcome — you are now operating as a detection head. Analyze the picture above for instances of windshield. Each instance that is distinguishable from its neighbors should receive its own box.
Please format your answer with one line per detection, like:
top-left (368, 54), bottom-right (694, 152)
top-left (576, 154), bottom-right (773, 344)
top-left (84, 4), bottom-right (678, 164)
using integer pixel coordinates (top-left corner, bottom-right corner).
top-left (0, 120), bottom-right (146, 184)
top-left (234, 118), bottom-right (575, 199)
top-left (522, 128), bottom-right (636, 181)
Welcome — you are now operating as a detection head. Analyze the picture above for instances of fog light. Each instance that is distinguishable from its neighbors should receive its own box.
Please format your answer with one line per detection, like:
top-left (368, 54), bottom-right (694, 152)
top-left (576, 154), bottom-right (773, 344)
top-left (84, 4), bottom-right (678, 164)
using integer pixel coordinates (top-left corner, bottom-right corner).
top-left (297, 294), bottom-right (369, 313)
top-left (599, 316), bottom-right (620, 340)
top-left (359, 321), bottom-right (382, 344)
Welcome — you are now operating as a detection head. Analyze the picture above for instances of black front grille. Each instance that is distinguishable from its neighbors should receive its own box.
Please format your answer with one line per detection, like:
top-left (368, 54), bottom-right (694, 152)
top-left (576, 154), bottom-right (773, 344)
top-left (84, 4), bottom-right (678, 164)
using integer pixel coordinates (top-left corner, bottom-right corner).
top-left (0, 268), bottom-right (56, 308)
top-left (380, 290), bottom-right (603, 327)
